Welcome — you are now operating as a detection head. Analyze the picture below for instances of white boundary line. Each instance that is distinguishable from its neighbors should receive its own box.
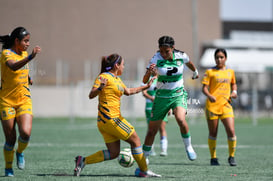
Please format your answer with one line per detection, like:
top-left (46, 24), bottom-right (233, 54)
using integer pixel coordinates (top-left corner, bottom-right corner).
top-left (28, 143), bottom-right (271, 149)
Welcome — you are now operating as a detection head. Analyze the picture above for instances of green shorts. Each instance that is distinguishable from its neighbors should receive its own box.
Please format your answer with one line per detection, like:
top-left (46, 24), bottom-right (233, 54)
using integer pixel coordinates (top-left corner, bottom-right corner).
top-left (150, 90), bottom-right (188, 121)
top-left (145, 108), bottom-right (168, 124)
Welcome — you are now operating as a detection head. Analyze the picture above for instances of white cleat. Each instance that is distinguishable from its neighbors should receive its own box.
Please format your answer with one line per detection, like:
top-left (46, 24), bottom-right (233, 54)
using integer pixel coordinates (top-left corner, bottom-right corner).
top-left (186, 146), bottom-right (197, 161)
top-left (135, 168), bottom-right (162, 177)
top-left (160, 151), bottom-right (168, 156)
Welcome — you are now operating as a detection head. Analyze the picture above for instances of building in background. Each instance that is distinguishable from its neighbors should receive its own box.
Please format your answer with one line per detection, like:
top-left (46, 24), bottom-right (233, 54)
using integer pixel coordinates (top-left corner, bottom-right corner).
top-left (0, 0), bottom-right (220, 85)
top-left (2, 0), bottom-right (271, 119)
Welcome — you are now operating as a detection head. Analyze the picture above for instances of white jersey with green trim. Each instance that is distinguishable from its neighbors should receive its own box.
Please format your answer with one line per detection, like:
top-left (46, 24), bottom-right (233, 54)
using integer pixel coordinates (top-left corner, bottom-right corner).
top-left (147, 50), bottom-right (190, 98)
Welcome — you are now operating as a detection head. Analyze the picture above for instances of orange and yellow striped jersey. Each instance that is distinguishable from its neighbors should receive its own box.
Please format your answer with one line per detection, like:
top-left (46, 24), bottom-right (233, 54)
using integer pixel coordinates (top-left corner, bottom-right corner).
top-left (202, 67), bottom-right (236, 114)
top-left (93, 72), bottom-right (126, 119)
top-left (0, 49), bottom-right (30, 106)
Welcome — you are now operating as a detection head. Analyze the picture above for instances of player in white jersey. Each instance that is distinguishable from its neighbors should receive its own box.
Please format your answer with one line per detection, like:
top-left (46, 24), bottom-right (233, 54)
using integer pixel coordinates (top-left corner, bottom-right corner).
top-left (142, 36), bottom-right (199, 162)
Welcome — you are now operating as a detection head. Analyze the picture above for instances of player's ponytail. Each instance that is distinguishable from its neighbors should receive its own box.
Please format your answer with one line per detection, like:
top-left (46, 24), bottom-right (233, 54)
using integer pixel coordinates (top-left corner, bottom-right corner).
top-left (0, 35), bottom-right (12, 49)
top-left (0, 27), bottom-right (30, 50)
top-left (100, 54), bottom-right (122, 73)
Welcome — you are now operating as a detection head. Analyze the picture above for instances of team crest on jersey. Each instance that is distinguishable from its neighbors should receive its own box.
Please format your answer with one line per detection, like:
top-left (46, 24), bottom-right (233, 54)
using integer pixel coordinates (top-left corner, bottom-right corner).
top-left (2, 111), bottom-right (6, 118)
top-left (177, 60), bottom-right (182, 66)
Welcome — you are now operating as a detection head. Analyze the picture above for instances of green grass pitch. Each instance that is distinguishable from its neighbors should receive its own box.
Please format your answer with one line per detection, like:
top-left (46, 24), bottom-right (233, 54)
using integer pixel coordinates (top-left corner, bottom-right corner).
top-left (0, 116), bottom-right (272, 180)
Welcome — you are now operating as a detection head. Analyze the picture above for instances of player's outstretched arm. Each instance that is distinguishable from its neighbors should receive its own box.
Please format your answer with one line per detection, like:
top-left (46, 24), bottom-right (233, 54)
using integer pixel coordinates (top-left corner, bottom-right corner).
top-left (125, 77), bottom-right (156, 96)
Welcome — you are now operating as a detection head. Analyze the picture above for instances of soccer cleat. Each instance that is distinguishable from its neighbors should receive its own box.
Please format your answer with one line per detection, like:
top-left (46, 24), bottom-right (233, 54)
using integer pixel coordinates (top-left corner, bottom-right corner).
top-left (135, 168), bottom-right (162, 178)
top-left (5, 168), bottom-right (14, 177)
top-left (160, 151), bottom-right (168, 156)
top-left (74, 156), bottom-right (85, 176)
top-left (16, 152), bottom-right (25, 169)
top-left (210, 158), bottom-right (220, 166)
top-left (186, 146), bottom-right (197, 161)
top-left (228, 156), bottom-right (237, 166)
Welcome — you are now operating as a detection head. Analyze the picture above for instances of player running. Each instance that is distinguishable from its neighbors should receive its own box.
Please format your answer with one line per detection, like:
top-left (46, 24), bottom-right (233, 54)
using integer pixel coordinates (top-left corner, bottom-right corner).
top-left (202, 48), bottom-right (238, 166)
top-left (142, 76), bottom-right (169, 157)
top-left (0, 27), bottom-right (41, 176)
top-left (74, 54), bottom-right (161, 178)
top-left (142, 35), bottom-right (199, 163)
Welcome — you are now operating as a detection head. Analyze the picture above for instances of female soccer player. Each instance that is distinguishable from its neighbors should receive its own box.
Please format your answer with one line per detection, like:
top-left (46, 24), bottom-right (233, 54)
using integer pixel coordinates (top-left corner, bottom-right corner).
top-left (74, 54), bottom-right (161, 178)
top-left (202, 48), bottom-right (237, 166)
top-left (142, 76), bottom-right (169, 157)
top-left (0, 27), bottom-right (41, 176)
top-left (142, 35), bottom-right (199, 162)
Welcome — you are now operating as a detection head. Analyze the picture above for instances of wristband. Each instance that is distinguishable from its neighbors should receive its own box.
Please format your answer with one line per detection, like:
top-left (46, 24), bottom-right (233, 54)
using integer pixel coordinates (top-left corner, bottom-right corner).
top-left (27, 54), bottom-right (33, 61)
top-left (98, 87), bottom-right (102, 91)
top-left (232, 90), bottom-right (237, 94)
top-left (193, 69), bottom-right (199, 78)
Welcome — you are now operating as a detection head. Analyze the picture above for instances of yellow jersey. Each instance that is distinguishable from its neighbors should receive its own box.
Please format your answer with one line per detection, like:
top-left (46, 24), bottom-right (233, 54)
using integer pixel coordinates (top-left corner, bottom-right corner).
top-left (202, 67), bottom-right (236, 114)
top-left (93, 72), bottom-right (126, 119)
top-left (0, 49), bottom-right (30, 106)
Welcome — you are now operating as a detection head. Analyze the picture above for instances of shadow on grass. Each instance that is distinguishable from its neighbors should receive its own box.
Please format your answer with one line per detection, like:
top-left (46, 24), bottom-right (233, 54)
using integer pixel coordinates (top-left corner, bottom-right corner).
top-left (149, 162), bottom-right (207, 166)
top-left (36, 173), bottom-right (135, 177)
top-left (36, 173), bottom-right (177, 178)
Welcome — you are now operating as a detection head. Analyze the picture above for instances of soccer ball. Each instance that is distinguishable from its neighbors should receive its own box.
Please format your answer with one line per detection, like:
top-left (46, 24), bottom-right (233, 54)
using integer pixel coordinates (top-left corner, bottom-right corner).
top-left (117, 148), bottom-right (134, 168)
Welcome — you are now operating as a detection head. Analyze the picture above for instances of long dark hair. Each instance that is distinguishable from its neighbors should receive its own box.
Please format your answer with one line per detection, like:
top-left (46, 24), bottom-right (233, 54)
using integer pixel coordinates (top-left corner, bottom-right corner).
top-left (100, 54), bottom-right (122, 73)
top-left (0, 27), bottom-right (30, 50)
top-left (157, 35), bottom-right (184, 54)
top-left (158, 35), bottom-right (175, 48)
top-left (214, 48), bottom-right (227, 59)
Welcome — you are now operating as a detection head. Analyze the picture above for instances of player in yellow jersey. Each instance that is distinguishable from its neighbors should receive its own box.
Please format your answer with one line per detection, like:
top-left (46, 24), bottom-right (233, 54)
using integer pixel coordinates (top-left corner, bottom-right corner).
top-left (73, 54), bottom-right (161, 178)
top-left (0, 27), bottom-right (41, 177)
top-left (202, 48), bottom-right (238, 166)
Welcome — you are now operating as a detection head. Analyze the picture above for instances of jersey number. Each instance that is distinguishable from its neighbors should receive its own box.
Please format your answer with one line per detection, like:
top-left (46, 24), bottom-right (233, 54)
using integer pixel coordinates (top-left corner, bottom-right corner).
top-left (166, 67), bottom-right (178, 76)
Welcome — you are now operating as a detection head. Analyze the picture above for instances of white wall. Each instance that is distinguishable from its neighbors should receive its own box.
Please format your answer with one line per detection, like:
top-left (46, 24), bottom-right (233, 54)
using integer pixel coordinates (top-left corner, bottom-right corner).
top-left (31, 83), bottom-right (146, 118)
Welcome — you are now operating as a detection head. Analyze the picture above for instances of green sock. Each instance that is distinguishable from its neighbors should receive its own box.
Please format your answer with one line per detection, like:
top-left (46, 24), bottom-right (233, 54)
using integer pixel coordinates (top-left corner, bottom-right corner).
top-left (181, 131), bottom-right (190, 138)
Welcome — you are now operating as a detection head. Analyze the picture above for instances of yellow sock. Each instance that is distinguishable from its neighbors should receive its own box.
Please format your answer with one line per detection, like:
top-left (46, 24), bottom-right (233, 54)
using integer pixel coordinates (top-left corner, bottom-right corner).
top-left (17, 136), bottom-right (29, 154)
top-left (132, 146), bottom-right (148, 172)
top-left (228, 137), bottom-right (237, 157)
top-left (208, 137), bottom-right (217, 159)
top-left (4, 143), bottom-right (15, 169)
top-left (85, 150), bottom-right (110, 165)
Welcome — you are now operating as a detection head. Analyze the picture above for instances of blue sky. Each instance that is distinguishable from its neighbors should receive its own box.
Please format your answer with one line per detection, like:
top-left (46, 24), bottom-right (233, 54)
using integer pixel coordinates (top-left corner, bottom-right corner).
top-left (221, 0), bottom-right (272, 22)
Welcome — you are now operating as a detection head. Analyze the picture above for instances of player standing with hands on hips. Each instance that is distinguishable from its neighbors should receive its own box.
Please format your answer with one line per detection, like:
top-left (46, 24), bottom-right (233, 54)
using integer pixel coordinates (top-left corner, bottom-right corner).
top-left (0, 27), bottom-right (41, 177)
top-left (74, 54), bottom-right (161, 178)
top-left (142, 35), bottom-right (199, 163)
top-left (202, 48), bottom-right (237, 166)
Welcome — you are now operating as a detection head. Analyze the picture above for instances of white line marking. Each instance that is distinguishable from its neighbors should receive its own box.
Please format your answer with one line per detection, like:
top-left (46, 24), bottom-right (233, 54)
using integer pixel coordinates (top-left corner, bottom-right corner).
top-left (28, 143), bottom-right (270, 149)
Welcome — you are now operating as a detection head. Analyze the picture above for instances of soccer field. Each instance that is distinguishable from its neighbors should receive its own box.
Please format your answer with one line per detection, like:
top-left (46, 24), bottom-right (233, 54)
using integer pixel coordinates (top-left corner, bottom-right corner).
top-left (0, 117), bottom-right (272, 181)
